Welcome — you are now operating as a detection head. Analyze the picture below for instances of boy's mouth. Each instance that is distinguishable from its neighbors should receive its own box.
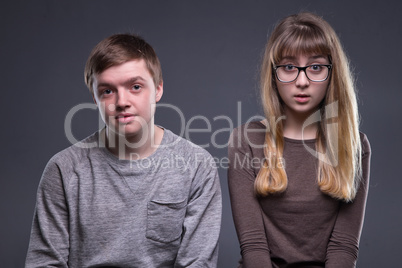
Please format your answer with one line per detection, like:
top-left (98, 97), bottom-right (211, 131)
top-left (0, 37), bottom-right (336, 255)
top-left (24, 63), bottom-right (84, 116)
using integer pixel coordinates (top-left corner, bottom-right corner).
top-left (115, 113), bottom-right (135, 123)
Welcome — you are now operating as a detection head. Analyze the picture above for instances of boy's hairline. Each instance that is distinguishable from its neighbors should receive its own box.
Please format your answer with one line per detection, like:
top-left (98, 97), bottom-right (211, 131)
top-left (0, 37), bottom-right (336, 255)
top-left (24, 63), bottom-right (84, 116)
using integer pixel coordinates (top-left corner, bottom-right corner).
top-left (84, 33), bottom-right (163, 94)
top-left (88, 57), bottom-right (162, 94)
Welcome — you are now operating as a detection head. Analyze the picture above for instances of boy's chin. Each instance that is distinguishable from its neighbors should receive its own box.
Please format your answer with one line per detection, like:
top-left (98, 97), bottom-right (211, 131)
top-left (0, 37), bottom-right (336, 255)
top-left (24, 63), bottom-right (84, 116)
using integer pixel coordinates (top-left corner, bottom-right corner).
top-left (106, 125), bottom-right (146, 139)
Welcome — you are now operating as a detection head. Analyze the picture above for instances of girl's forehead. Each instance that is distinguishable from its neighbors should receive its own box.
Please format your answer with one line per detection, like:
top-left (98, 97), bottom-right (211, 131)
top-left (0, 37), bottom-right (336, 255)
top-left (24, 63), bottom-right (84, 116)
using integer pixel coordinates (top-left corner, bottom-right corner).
top-left (275, 37), bottom-right (330, 60)
top-left (276, 53), bottom-right (329, 65)
top-left (280, 53), bottom-right (328, 60)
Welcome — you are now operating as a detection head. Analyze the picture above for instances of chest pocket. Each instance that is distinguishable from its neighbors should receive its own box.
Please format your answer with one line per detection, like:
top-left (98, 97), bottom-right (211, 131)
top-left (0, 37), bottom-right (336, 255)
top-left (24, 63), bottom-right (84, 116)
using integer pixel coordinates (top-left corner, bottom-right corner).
top-left (146, 199), bottom-right (187, 243)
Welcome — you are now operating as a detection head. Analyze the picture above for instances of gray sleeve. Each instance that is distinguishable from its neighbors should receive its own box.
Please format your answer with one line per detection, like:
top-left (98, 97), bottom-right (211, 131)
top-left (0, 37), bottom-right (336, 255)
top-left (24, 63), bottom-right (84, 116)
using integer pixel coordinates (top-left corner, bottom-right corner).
top-left (174, 153), bottom-right (222, 268)
top-left (25, 155), bottom-right (70, 268)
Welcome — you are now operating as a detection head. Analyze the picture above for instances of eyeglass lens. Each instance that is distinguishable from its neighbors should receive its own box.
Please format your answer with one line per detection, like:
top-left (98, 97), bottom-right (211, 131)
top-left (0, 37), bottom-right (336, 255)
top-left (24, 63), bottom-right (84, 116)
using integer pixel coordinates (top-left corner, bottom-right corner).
top-left (276, 65), bottom-right (329, 82)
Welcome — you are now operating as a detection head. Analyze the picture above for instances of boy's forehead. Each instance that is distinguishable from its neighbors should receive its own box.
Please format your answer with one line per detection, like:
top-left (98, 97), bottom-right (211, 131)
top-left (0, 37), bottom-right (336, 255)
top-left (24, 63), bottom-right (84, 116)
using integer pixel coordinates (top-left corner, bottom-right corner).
top-left (96, 60), bottom-right (149, 78)
top-left (101, 59), bottom-right (147, 73)
top-left (92, 59), bottom-right (154, 87)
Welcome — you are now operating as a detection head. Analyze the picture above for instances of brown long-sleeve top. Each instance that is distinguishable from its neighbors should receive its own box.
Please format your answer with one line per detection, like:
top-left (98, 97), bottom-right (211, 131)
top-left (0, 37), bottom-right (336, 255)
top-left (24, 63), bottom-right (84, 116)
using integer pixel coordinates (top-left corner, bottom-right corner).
top-left (228, 121), bottom-right (371, 268)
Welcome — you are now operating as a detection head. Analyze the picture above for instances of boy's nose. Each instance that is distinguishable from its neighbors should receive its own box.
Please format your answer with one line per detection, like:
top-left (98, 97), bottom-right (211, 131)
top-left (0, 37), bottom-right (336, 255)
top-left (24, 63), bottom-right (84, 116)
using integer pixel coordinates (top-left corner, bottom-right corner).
top-left (116, 90), bottom-right (130, 108)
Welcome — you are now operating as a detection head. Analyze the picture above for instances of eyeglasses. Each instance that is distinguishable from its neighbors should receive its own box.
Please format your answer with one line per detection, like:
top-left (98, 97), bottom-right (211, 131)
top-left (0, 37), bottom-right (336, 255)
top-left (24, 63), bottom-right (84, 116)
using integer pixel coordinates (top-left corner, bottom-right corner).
top-left (274, 64), bottom-right (332, 83)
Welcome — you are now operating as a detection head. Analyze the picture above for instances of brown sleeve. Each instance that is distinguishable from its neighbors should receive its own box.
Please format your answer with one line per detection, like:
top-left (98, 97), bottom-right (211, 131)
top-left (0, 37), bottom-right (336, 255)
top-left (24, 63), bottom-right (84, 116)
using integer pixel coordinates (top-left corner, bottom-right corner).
top-left (227, 127), bottom-right (273, 268)
top-left (326, 133), bottom-right (371, 267)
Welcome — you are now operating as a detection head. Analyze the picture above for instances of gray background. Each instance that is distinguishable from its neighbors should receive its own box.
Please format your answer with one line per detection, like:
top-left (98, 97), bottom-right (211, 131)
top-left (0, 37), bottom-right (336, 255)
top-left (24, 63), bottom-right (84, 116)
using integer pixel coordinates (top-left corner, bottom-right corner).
top-left (1, 0), bottom-right (401, 267)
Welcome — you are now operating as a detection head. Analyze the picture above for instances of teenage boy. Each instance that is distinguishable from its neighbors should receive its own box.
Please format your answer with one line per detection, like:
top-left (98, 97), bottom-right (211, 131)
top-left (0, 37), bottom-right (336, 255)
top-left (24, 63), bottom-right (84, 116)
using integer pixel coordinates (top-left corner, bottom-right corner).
top-left (26, 34), bottom-right (222, 267)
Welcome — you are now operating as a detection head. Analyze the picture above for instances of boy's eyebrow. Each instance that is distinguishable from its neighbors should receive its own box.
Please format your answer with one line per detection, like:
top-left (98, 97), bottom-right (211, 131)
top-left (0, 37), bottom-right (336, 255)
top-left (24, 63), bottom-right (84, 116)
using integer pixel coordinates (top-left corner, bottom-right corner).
top-left (96, 76), bottom-right (146, 88)
top-left (124, 76), bottom-right (146, 86)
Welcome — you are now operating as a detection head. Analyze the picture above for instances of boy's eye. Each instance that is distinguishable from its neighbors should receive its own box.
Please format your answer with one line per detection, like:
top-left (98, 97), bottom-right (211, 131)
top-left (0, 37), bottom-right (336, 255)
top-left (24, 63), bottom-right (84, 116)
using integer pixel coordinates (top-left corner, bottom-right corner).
top-left (103, 89), bottom-right (112, 95)
top-left (132, 85), bottom-right (141, 91)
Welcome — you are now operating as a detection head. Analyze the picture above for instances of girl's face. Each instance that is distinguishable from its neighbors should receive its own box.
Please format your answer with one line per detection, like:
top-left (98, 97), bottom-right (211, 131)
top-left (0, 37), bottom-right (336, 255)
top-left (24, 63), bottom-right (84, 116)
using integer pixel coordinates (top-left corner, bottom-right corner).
top-left (275, 53), bottom-right (330, 119)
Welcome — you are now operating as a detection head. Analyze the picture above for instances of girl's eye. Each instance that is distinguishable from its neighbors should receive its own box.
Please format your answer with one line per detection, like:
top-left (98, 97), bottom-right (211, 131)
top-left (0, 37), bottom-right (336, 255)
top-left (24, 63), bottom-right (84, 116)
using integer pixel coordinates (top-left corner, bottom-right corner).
top-left (309, 65), bottom-right (323, 72)
top-left (132, 85), bottom-right (141, 91)
top-left (284, 65), bottom-right (296, 71)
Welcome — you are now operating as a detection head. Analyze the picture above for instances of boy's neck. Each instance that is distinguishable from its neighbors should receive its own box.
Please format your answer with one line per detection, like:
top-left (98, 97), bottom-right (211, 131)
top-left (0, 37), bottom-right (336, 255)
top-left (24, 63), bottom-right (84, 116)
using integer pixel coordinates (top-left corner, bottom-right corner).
top-left (103, 125), bottom-right (164, 160)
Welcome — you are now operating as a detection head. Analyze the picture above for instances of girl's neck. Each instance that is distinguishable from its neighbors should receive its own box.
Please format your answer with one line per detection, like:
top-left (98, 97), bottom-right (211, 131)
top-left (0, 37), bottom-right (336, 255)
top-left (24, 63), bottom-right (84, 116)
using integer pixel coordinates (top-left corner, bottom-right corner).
top-left (282, 109), bottom-right (318, 140)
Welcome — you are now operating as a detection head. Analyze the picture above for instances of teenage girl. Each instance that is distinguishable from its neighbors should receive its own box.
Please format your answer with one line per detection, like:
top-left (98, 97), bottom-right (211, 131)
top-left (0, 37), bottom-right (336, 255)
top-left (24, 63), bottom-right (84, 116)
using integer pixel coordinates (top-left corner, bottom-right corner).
top-left (228, 12), bottom-right (371, 268)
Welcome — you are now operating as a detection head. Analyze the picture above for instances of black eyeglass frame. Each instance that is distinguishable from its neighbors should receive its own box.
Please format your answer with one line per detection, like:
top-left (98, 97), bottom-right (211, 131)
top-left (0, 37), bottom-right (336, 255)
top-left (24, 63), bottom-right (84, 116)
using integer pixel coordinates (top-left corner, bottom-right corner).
top-left (274, 64), bottom-right (332, 83)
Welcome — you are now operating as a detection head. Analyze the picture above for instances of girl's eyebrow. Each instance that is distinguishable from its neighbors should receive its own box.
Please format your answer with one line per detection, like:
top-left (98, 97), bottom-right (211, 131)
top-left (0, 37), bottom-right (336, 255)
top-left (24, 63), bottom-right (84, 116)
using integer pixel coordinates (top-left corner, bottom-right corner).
top-left (280, 56), bottom-right (296, 61)
top-left (310, 55), bottom-right (327, 60)
top-left (279, 55), bottom-right (328, 64)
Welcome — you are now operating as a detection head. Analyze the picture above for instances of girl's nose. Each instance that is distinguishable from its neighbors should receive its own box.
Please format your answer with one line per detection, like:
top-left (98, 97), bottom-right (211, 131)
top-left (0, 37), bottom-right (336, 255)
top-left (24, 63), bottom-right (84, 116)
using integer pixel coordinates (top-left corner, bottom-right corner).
top-left (295, 70), bottom-right (310, 88)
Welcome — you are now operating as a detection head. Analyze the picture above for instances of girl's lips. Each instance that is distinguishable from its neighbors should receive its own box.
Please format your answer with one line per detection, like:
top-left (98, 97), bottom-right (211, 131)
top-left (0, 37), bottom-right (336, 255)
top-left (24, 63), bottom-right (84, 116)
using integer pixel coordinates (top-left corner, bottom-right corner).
top-left (294, 95), bottom-right (310, 103)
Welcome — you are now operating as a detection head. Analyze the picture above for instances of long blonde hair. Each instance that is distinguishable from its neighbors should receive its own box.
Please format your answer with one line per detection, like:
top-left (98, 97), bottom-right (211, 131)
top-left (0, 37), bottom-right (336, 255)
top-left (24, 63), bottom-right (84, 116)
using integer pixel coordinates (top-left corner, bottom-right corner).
top-left (256, 12), bottom-right (362, 202)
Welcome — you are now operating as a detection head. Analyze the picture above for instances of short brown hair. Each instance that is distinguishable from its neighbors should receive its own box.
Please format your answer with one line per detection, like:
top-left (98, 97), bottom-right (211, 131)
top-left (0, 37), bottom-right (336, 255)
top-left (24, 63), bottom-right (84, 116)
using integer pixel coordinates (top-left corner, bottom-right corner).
top-left (84, 34), bottom-right (163, 93)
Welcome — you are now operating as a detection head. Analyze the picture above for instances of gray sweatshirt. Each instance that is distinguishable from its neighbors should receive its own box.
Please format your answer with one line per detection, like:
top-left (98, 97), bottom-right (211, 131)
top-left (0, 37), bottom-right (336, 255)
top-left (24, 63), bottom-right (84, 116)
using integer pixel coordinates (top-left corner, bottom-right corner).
top-left (26, 128), bottom-right (222, 268)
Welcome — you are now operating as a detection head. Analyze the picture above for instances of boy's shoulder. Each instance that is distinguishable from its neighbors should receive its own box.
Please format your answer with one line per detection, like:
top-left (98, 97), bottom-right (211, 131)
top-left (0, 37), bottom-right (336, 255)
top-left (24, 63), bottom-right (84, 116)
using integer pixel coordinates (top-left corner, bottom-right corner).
top-left (47, 131), bottom-right (100, 169)
top-left (162, 128), bottom-right (214, 162)
top-left (38, 132), bottom-right (101, 188)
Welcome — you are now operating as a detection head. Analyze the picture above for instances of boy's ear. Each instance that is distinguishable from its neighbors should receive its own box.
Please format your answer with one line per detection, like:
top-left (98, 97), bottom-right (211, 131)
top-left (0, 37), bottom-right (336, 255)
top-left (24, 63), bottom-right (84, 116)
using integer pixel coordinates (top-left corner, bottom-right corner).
top-left (155, 81), bottom-right (163, 102)
top-left (92, 93), bottom-right (97, 105)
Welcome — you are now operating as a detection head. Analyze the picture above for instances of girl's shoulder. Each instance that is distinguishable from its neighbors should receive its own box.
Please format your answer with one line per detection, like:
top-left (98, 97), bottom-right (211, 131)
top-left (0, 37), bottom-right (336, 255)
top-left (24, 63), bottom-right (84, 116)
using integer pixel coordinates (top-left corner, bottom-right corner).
top-left (359, 132), bottom-right (371, 156)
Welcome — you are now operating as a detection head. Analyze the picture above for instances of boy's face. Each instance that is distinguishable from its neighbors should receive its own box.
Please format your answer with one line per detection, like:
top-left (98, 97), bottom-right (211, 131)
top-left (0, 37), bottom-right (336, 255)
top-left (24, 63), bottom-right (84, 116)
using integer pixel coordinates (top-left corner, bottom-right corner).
top-left (92, 59), bottom-right (163, 140)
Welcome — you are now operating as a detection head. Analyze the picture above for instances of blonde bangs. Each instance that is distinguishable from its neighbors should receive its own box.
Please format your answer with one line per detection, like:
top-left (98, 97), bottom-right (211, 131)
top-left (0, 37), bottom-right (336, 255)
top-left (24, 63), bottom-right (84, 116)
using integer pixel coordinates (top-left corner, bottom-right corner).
top-left (272, 27), bottom-right (331, 64)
